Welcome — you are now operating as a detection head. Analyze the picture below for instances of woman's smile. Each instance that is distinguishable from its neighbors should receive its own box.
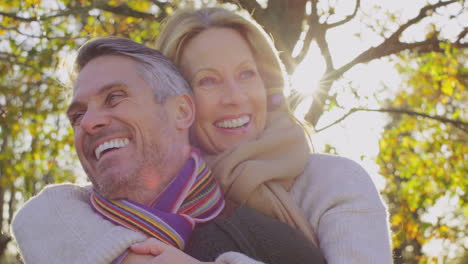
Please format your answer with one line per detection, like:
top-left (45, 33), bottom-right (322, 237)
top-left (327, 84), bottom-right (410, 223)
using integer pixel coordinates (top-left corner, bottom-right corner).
top-left (214, 114), bottom-right (250, 129)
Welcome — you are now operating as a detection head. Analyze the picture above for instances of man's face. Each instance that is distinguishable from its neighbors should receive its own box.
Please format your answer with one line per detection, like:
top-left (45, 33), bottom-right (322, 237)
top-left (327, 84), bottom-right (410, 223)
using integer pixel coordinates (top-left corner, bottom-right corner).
top-left (67, 55), bottom-right (184, 202)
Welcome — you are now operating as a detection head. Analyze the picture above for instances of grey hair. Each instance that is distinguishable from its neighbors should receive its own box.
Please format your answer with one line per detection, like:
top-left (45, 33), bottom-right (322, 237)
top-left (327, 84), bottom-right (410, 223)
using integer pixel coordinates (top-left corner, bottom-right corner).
top-left (75, 37), bottom-right (192, 103)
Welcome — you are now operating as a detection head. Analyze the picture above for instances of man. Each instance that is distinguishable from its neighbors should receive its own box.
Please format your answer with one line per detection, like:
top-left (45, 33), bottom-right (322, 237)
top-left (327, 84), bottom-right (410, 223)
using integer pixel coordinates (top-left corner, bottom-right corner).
top-left (12, 37), bottom-right (227, 264)
top-left (12, 38), bottom-right (323, 264)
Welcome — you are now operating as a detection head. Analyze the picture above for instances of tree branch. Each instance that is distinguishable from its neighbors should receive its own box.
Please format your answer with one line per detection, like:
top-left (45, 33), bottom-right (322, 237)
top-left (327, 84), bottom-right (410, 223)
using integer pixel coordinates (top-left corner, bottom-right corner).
top-left (147, 0), bottom-right (175, 10)
top-left (389, 0), bottom-right (458, 41)
top-left (0, 6), bottom-right (93, 22)
top-left (294, 0), bottom-right (320, 63)
top-left (0, 2), bottom-right (157, 23)
top-left (7, 185), bottom-right (15, 225)
top-left (0, 24), bottom-right (86, 40)
top-left (329, 35), bottom-right (442, 83)
top-left (330, 0), bottom-right (461, 80)
top-left (314, 107), bottom-right (468, 133)
top-left (293, 26), bottom-right (315, 64)
top-left (224, 0), bottom-right (263, 11)
top-left (147, 0), bottom-right (174, 18)
top-left (219, 0), bottom-right (265, 17)
top-left (300, 0), bottom-right (464, 126)
top-left (0, 52), bottom-right (39, 71)
top-left (327, 0), bottom-right (361, 29)
top-left (99, 3), bottom-right (155, 19)
top-left (456, 27), bottom-right (467, 43)
top-left (0, 11), bottom-right (39, 22)
top-left (297, 0), bottom-right (335, 71)
top-left (317, 28), bottom-right (335, 72)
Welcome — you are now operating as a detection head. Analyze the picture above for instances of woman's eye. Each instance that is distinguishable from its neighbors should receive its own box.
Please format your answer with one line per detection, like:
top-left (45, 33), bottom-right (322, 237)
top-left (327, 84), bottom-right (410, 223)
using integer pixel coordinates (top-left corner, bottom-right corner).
top-left (197, 76), bottom-right (217, 87)
top-left (239, 69), bottom-right (256, 80)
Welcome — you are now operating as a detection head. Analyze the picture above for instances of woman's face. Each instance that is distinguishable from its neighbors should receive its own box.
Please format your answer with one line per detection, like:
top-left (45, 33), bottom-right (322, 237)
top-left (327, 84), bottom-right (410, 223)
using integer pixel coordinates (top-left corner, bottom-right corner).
top-left (180, 27), bottom-right (267, 154)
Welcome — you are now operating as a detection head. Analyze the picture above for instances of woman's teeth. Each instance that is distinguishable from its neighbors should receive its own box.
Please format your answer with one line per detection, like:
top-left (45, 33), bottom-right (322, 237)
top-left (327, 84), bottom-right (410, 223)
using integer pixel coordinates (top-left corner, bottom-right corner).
top-left (95, 138), bottom-right (130, 160)
top-left (215, 116), bottom-right (250, 128)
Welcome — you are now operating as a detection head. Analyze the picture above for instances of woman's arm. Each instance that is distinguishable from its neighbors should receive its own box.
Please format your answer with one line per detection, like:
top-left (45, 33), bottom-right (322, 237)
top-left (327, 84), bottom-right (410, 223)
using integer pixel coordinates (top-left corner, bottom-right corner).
top-left (11, 183), bottom-right (146, 264)
top-left (122, 238), bottom-right (264, 264)
top-left (290, 154), bottom-right (393, 264)
top-left (12, 184), bottom-right (263, 264)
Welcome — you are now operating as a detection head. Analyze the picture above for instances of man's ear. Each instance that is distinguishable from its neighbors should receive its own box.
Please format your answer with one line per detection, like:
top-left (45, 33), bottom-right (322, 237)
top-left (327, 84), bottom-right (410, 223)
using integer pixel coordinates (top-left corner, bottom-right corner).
top-left (172, 93), bottom-right (195, 130)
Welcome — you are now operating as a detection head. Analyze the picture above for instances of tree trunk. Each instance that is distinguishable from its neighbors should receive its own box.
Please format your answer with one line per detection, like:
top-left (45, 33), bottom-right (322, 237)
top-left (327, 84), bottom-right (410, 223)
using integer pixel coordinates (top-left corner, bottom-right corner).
top-left (0, 187), bottom-right (10, 259)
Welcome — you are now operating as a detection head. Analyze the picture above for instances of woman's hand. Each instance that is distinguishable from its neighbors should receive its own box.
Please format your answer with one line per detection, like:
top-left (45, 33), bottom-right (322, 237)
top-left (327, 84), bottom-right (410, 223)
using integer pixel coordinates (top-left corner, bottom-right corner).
top-left (124, 238), bottom-right (219, 264)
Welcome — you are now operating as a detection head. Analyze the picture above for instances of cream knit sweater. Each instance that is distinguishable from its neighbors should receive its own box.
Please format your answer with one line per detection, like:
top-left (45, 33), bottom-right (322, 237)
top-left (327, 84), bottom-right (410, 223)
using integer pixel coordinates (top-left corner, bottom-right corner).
top-left (11, 154), bottom-right (392, 264)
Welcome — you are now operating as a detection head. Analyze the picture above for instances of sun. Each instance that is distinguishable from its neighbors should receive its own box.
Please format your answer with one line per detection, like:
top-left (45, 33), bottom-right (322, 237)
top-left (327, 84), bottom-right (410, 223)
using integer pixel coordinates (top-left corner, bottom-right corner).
top-left (290, 42), bottom-right (326, 121)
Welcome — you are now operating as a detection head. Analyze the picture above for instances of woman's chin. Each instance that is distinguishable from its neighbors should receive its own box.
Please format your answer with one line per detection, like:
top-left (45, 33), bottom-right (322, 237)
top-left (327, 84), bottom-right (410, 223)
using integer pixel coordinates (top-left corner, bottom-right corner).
top-left (196, 127), bottom-right (261, 155)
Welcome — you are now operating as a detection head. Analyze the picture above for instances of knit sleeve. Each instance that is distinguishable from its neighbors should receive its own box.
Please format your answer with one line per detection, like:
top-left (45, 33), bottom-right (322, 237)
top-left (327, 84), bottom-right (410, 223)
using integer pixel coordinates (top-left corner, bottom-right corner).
top-left (216, 252), bottom-right (265, 264)
top-left (290, 154), bottom-right (393, 264)
top-left (11, 183), bottom-right (147, 264)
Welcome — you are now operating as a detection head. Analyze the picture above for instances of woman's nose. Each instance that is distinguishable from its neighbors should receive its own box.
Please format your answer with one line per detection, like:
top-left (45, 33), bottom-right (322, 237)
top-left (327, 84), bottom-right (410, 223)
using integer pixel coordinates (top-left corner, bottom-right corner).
top-left (220, 78), bottom-right (248, 105)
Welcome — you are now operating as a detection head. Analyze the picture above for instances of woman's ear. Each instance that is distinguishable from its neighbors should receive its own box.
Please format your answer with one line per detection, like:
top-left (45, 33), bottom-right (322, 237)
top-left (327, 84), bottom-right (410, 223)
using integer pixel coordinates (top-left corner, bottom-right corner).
top-left (173, 94), bottom-right (195, 130)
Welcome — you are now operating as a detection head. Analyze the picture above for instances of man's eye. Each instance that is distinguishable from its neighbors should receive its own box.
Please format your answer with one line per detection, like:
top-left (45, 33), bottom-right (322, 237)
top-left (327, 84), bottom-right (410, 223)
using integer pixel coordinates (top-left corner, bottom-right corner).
top-left (239, 69), bottom-right (256, 80)
top-left (70, 113), bottom-right (84, 126)
top-left (106, 91), bottom-right (125, 105)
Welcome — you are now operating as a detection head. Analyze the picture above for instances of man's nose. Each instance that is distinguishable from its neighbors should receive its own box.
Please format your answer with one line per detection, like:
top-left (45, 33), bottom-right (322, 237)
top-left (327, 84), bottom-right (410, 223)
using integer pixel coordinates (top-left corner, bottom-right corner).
top-left (220, 78), bottom-right (248, 105)
top-left (79, 109), bottom-right (110, 135)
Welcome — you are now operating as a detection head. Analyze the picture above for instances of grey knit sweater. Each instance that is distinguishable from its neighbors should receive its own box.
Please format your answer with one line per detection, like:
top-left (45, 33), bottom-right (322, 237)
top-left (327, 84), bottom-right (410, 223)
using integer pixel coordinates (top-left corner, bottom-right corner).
top-left (186, 205), bottom-right (325, 263)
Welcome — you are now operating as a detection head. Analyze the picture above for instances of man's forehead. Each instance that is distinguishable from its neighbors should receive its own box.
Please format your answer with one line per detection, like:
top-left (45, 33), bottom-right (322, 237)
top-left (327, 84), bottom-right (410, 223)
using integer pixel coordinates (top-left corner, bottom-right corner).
top-left (73, 56), bottom-right (137, 95)
top-left (71, 82), bottom-right (127, 103)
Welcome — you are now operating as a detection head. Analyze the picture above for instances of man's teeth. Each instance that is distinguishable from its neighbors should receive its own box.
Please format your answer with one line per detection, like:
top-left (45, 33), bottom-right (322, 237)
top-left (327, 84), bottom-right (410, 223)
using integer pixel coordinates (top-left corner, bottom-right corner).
top-left (216, 116), bottom-right (250, 128)
top-left (95, 138), bottom-right (130, 160)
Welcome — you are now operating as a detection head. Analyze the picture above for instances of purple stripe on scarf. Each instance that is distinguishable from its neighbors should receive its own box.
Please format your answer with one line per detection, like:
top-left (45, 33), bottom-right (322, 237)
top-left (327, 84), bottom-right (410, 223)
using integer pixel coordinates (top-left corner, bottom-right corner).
top-left (150, 158), bottom-right (195, 212)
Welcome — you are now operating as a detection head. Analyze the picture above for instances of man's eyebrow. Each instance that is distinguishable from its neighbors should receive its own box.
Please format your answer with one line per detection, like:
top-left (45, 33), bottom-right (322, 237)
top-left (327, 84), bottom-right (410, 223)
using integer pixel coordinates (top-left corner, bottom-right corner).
top-left (66, 83), bottom-right (128, 117)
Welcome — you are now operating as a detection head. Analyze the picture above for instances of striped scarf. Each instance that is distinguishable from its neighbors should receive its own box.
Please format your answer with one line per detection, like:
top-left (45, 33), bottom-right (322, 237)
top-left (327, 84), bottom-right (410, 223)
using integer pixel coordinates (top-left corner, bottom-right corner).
top-left (90, 149), bottom-right (225, 249)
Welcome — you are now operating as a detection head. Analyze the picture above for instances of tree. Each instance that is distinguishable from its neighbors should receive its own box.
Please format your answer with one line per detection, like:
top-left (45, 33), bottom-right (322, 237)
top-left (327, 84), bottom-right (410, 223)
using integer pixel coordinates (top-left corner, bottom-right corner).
top-left (222, 0), bottom-right (467, 126)
top-left (377, 44), bottom-right (467, 263)
top-left (0, 0), bottom-right (466, 261)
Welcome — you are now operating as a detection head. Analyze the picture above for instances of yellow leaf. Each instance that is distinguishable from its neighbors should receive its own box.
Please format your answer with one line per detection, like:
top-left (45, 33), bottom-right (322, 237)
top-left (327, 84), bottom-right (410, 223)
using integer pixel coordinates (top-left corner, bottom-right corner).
top-left (441, 80), bottom-right (454, 96)
top-left (12, 123), bottom-right (20, 132)
top-left (392, 214), bottom-right (403, 225)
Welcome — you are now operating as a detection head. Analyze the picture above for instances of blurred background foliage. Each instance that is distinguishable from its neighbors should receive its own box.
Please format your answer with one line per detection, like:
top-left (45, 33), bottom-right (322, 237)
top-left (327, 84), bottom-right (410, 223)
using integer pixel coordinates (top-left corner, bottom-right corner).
top-left (0, 0), bottom-right (466, 263)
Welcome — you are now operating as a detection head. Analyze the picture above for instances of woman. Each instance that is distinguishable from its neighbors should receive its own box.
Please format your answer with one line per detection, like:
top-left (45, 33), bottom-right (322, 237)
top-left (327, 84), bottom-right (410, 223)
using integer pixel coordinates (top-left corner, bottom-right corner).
top-left (146, 6), bottom-right (392, 264)
top-left (13, 6), bottom-right (392, 264)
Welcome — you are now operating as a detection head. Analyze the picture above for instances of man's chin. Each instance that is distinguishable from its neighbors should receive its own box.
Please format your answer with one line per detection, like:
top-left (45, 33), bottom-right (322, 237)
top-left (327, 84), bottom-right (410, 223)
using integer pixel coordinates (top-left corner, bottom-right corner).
top-left (91, 173), bottom-right (134, 200)
top-left (94, 185), bottom-right (127, 200)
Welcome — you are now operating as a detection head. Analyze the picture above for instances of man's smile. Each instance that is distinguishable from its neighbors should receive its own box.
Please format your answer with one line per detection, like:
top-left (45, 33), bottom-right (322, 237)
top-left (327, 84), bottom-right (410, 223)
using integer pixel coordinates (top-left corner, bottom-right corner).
top-left (94, 138), bottom-right (130, 160)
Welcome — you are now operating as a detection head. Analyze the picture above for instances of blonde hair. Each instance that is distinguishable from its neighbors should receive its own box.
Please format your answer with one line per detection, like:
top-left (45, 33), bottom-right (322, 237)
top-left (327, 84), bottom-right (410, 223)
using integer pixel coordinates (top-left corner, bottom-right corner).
top-left (155, 7), bottom-right (288, 106)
